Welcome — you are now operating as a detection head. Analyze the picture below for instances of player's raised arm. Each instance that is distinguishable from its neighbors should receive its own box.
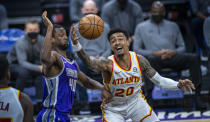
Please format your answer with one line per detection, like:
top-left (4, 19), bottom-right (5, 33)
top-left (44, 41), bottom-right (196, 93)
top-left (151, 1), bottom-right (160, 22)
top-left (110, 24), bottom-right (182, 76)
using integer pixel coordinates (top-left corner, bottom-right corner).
top-left (40, 11), bottom-right (56, 67)
top-left (70, 25), bottom-right (112, 72)
top-left (138, 54), bottom-right (195, 93)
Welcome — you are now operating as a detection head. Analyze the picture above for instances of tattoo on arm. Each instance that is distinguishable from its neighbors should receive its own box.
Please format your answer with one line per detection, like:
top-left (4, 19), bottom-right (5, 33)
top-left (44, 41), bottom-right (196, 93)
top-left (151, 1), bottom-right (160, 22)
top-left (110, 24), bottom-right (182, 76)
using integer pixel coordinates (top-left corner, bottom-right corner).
top-left (78, 71), bottom-right (104, 90)
top-left (138, 55), bottom-right (156, 78)
top-left (77, 49), bottom-right (111, 72)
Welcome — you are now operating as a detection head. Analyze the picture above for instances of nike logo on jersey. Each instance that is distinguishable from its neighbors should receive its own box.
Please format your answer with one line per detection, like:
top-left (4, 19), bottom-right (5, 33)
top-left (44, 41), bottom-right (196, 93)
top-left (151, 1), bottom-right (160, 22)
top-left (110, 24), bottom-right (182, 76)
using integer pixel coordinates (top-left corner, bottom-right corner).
top-left (115, 71), bottom-right (121, 74)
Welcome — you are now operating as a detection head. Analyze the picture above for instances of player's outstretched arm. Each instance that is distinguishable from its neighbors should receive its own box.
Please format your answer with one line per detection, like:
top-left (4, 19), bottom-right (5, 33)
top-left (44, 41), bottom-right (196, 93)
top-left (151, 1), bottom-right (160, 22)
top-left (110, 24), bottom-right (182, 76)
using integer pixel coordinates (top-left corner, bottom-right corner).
top-left (77, 70), bottom-right (113, 103)
top-left (77, 70), bottom-right (104, 90)
top-left (40, 11), bottom-right (57, 68)
top-left (138, 54), bottom-right (195, 93)
top-left (20, 92), bottom-right (34, 122)
top-left (70, 25), bottom-right (112, 72)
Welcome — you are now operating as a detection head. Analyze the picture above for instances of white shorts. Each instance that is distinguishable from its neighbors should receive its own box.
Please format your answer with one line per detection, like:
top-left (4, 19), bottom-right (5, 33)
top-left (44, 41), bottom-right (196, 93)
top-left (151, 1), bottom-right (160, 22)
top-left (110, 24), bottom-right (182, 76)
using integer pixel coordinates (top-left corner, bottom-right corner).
top-left (101, 94), bottom-right (160, 122)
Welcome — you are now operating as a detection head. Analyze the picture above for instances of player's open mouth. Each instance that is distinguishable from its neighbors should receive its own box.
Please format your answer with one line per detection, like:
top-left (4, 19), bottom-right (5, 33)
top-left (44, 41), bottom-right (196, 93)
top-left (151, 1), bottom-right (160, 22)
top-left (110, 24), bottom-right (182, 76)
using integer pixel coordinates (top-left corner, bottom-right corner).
top-left (116, 47), bottom-right (123, 52)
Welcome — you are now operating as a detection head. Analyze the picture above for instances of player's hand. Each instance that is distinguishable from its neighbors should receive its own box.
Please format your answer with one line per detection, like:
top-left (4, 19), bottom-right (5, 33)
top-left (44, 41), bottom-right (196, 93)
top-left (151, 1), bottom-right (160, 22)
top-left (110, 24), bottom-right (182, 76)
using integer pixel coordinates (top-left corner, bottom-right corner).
top-left (101, 88), bottom-right (113, 104)
top-left (42, 11), bottom-right (53, 29)
top-left (70, 24), bottom-right (80, 45)
top-left (38, 65), bottom-right (43, 73)
top-left (177, 79), bottom-right (195, 94)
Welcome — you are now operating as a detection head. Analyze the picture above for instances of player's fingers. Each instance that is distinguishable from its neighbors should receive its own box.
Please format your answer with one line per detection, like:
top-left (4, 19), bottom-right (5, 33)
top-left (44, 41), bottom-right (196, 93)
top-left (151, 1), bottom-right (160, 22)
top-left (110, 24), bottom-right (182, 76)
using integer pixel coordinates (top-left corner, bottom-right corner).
top-left (75, 37), bottom-right (80, 41)
top-left (191, 83), bottom-right (195, 90)
top-left (186, 85), bottom-right (192, 94)
top-left (185, 79), bottom-right (192, 84)
top-left (185, 80), bottom-right (195, 90)
top-left (72, 24), bottom-right (77, 33)
top-left (42, 11), bottom-right (46, 17)
top-left (70, 25), bottom-right (75, 35)
top-left (71, 28), bottom-right (76, 36)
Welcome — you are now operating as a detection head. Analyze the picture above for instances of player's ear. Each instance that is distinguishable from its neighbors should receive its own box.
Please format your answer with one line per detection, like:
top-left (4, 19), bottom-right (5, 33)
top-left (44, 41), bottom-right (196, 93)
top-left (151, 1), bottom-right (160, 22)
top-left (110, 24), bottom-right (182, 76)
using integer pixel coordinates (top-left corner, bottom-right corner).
top-left (95, 8), bottom-right (98, 14)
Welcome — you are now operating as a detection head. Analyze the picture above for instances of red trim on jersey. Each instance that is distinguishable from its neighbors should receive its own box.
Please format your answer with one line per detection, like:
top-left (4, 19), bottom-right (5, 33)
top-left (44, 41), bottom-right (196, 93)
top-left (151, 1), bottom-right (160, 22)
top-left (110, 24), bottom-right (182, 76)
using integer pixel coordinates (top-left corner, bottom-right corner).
top-left (18, 90), bottom-right (21, 100)
top-left (101, 104), bottom-right (108, 122)
top-left (113, 52), bottom-right (132, 72)
top-left (139, 108), bottom-right (152, 122)
top-left (0, 86), bottom-right (11, 90)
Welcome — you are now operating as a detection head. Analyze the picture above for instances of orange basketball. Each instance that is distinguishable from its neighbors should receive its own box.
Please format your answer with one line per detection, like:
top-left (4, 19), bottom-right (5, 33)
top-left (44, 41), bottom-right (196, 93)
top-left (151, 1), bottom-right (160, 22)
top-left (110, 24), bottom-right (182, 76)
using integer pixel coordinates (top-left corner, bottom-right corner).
top-left (79, 14), bottom-right (104, 40)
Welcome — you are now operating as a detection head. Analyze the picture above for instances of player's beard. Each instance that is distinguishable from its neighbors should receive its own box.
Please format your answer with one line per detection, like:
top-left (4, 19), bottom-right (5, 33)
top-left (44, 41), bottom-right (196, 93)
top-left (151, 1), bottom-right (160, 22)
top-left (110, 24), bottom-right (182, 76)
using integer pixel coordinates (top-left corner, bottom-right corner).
top-left (117, 53), bottom-right (124, 57)
top-left (59, 43), bottom-right (69, 51)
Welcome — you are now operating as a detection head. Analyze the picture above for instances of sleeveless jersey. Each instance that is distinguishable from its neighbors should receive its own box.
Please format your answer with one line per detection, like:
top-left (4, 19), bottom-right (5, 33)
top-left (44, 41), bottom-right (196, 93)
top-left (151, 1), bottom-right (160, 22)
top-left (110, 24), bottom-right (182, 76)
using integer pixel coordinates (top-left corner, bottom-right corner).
top-left (0, 87), bottom-right (24, 122)
top-left (42, 55), bottom-right (78, 113)
top-left (105, 51), bottom-right (144, 103)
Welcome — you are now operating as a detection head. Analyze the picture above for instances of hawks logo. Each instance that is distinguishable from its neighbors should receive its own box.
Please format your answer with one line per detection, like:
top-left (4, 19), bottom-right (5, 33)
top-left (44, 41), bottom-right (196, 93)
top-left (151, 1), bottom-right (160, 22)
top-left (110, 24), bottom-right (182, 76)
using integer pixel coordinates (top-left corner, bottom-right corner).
top-left (133, 67), bottom-right (138, 73)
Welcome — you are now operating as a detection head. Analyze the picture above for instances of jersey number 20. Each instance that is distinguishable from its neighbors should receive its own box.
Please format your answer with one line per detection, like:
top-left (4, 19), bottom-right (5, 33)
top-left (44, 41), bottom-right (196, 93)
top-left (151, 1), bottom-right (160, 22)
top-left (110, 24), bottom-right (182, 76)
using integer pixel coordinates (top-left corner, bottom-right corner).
top-left (0, 118), bottom-right (12, 122)
top-left (115, 87), bottom-right (134, 97)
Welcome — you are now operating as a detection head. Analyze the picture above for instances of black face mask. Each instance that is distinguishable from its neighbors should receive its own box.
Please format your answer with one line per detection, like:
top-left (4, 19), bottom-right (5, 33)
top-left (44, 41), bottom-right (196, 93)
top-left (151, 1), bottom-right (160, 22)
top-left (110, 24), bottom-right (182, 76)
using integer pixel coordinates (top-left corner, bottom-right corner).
top-left (117, 0), bottom-right (128, 10)
top-left (28, 32), bottom-right (39, 39)
top-left (151, 15), bottom-right (164, 24)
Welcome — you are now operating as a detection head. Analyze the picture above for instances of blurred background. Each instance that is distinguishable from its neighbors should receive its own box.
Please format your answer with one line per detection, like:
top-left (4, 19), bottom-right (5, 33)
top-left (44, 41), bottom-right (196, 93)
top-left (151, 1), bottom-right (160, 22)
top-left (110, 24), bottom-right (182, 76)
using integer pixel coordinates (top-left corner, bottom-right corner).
top-left (0, 0), bottom-right (210, 121)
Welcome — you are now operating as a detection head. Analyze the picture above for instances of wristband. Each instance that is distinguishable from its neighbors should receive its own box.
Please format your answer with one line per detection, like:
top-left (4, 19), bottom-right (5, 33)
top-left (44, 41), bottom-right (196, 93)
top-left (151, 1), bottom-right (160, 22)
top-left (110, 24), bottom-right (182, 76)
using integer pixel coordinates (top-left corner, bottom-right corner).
top-left (72, 42), bottom-right (82, 52)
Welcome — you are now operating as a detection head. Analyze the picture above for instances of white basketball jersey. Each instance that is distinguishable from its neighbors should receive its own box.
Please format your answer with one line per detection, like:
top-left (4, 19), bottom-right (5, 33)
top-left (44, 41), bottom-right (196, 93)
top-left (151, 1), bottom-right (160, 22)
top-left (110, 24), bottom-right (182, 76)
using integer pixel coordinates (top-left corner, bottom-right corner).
top-left (0, 87), bottom-right (24, 122)
top-left (105, 51), bottom-right (145, 103)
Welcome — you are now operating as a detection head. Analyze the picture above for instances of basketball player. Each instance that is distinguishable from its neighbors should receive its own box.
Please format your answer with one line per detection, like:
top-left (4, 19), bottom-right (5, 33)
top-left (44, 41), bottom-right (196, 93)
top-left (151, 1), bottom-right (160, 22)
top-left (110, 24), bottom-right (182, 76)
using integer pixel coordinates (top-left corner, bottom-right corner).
top-left (0, 57), bottom-right (34, 122)
top-left (71, 27), bottom-right (195, 122)
top-left (36, 11), bottom-right (112, 122)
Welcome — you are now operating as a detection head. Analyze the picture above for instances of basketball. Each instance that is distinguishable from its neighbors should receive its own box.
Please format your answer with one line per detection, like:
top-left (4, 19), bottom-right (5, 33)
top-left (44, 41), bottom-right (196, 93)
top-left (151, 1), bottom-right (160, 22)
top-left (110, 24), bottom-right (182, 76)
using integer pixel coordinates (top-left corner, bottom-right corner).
top-left (78, 14), bottom-right (104, 40)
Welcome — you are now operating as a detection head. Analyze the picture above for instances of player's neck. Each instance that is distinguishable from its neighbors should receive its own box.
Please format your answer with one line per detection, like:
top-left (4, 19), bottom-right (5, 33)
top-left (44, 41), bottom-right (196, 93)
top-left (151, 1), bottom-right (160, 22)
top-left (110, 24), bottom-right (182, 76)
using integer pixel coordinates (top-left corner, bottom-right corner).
top-left (56, 49), bottom-right (67, 58)
top-left (115, 52), bottom-right (131, 67)
top-left (0, 81), bottom-right (9, 87)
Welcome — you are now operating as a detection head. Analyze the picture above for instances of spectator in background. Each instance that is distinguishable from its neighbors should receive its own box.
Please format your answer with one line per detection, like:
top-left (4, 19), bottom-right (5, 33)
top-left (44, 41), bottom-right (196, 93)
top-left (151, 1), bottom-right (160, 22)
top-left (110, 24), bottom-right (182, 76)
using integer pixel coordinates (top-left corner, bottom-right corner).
top-left (73, 0), bottom-right (111, 114)
top-left (203, 17), bottom-right (210, 48)
top-left (190, 0), bottom-right (210, 57)
top-left (7, 20), bottom-right (44, 103)
top-left (0, 4), bottom-right (8, 30)
top-left (133, 1), bottom-right (205, 110)
top-left (101, 0), bottom-right (144, 49)
top-left (70, 0), bottom-right (109, 23)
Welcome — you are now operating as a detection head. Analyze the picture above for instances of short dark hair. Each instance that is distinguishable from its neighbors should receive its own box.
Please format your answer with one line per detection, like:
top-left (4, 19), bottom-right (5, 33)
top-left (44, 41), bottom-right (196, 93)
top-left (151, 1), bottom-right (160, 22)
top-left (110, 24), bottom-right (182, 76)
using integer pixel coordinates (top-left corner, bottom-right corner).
top-left (52, 24), bottom-right (64, 37)
top-left (107, 28), bottom-right (129, 41)
top-left (0, 56), bottom-right (9, 80)
top-left (25, 19), bottom-right (39, 29)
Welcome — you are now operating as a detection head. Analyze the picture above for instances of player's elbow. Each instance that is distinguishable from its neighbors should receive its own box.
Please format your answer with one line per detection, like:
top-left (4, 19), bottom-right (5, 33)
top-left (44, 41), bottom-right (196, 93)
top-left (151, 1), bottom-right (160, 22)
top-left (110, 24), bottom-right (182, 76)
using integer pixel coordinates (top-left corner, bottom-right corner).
top-left (40, 51), bottom-right (51, 63)
top-left (40, 55), bottom-right (48, 64)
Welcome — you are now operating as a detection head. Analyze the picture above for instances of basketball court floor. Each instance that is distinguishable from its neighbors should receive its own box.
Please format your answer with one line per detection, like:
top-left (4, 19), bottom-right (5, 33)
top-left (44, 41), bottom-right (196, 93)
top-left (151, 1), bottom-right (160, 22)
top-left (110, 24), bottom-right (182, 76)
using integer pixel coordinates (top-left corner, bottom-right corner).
top-left (68, 110), bottom-right (210, 122)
